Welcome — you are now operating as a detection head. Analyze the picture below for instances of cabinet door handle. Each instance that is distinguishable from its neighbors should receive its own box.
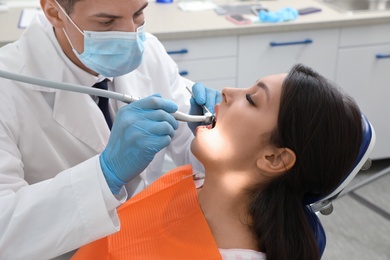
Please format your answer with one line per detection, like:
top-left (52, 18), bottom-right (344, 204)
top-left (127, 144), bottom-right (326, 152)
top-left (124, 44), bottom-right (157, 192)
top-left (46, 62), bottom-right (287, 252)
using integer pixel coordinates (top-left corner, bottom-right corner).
top-left (376, 54), bottom-right (390, 59)
top-left (270, 39), bottom-right (313, 47)
top-left (179, 70), bottom-right (189, 76)
top-left (167, 49), bottom-right (189, 55)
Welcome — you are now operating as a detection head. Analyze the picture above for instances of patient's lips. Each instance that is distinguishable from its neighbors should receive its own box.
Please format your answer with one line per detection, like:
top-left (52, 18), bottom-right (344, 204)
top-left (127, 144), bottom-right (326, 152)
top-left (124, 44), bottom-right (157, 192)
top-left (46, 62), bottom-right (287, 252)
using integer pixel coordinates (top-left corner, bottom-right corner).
top-left (196, 118), bottom-right (215, 133)
top-left (212, 104), bottom-right (219, 129)
top-left (210, 115), bottom-right (216, 129)
top-left (195, 125), bottom-right (209, 134)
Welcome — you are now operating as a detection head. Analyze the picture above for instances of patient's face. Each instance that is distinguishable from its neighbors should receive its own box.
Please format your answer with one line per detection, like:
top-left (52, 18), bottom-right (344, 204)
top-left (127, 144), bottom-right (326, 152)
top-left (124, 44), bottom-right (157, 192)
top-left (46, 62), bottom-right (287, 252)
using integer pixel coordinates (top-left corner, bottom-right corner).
top-left (191, 73), bottom-right (286, 171)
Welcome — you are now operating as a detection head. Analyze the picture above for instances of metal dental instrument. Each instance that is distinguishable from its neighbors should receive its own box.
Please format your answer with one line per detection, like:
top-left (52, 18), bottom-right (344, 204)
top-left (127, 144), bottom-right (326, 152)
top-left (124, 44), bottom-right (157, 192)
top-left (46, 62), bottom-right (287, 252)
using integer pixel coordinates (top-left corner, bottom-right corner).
top-left (186, 86), bottom-right (216, 126)
top-left (185, 86), bottom-right (212, 115)
top-left (0, 69), bottom-right (213, 123)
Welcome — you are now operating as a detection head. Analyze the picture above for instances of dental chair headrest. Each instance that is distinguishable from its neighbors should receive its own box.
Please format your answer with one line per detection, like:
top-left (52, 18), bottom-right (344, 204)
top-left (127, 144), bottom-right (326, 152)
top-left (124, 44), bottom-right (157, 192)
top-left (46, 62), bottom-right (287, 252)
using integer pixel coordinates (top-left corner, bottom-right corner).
top-left (304, 113), bottom-right (375, 212)
top-left (303, 114), bottom-right (375, 257)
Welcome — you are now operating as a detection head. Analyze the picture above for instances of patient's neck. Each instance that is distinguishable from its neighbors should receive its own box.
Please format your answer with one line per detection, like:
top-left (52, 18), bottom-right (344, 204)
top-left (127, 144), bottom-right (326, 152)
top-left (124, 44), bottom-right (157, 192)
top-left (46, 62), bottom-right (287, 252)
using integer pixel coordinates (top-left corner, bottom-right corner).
top-left (197, 169), bottom-right (258, 251)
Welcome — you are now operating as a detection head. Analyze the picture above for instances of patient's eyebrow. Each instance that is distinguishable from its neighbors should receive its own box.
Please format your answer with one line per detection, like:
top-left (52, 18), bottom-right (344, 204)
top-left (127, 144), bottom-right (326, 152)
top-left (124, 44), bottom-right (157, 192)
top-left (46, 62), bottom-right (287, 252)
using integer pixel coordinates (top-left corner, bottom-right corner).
top-left (257, 81), bottom-right (270, 103)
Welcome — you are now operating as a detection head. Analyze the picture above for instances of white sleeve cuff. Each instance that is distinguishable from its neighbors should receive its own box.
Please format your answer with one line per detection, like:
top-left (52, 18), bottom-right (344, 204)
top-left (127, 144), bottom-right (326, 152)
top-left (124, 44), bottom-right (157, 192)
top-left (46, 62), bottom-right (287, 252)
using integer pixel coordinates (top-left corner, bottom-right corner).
top-left (96, 157), bottom-right (128, 209)
top-left (70, 155), bottom-right (124, 240)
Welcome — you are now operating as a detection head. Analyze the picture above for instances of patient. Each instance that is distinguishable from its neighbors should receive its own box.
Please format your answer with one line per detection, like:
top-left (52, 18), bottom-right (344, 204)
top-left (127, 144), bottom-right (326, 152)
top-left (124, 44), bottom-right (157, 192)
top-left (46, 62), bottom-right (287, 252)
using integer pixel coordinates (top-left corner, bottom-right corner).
top-left (72, 64), bottom-right (363, 260)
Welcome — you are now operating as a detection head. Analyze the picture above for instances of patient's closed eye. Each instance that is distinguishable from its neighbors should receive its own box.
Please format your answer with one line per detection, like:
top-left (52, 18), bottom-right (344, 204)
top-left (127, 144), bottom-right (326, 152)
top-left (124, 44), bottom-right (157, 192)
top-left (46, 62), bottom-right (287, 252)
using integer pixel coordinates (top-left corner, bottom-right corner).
top-left (246, 94), bottom-right (255, 106)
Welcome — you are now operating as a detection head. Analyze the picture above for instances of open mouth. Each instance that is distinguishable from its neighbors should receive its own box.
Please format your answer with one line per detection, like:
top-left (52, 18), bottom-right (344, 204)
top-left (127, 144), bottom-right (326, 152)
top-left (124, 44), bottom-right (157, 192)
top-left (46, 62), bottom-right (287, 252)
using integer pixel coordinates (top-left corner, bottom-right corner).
top-left (199, 105), bottom-right (218, 131)
top-left (210, 116), bottom-right (216, 129)
top-left (196, 114), bottom-right (216, 133)
top-left (211, 104), bottom-right (219, 129)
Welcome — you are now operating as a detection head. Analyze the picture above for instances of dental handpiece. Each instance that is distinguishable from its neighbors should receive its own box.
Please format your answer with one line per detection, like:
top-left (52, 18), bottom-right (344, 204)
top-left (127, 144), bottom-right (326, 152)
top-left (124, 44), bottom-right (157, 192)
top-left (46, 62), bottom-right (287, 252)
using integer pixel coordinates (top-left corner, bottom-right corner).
top-left (185, 86), bottom-right (216, 126)
top-left (0, 69), bottom-right (213, 123)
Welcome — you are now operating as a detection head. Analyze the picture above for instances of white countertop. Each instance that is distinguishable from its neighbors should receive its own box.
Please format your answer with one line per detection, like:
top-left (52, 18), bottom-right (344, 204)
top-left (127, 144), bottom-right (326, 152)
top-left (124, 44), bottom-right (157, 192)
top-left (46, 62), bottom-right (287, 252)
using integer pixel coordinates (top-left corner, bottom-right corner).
top-left (1, 0), bottom-right (390, 43)
top-left (144, 0), bottom-right (390, 40)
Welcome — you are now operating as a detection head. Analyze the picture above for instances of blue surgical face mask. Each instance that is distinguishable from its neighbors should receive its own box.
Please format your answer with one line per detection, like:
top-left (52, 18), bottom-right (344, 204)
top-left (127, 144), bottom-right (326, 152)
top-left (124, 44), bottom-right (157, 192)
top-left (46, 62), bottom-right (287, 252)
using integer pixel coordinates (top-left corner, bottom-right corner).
top-left (56, 2), bottom-right (145, 77)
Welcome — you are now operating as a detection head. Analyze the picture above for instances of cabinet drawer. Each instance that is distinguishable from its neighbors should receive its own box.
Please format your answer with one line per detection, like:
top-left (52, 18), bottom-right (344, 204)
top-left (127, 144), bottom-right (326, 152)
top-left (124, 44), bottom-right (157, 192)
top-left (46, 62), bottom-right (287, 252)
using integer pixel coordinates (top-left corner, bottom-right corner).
top-left (162, 36), bottom-right (237, 61)
top-left (340, 24), bottom-right (390, 47)
top-left (335, 43), bottom-right (390, 159)
top-left (176, 57), bottom-right (236, 81)
top-left (237, 28), bottom-right (339, 88)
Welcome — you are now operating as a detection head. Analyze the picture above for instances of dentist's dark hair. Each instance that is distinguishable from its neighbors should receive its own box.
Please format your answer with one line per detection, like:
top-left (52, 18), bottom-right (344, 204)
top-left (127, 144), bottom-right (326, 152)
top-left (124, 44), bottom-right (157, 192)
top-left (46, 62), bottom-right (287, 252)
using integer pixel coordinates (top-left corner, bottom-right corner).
top-left (56, 0), bottom-right (80, 14)
top-left (246, 64), bottom-right (363, 260)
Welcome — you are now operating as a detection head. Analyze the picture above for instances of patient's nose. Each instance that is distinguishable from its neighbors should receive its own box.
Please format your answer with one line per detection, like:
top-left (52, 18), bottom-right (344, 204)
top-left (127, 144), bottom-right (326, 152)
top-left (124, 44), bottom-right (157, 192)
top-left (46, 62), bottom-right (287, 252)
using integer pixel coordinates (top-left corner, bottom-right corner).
top-left (221, 88), bottom-right (237, 104)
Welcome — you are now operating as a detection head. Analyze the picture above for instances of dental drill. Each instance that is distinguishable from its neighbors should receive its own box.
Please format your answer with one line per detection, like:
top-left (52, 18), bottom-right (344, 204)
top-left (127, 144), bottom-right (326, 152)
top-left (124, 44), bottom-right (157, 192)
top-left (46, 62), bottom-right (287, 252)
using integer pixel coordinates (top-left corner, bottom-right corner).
top-left (0, 70), bottom-right (215, 124)
top-left (185, 86), bottom-right (216, 128)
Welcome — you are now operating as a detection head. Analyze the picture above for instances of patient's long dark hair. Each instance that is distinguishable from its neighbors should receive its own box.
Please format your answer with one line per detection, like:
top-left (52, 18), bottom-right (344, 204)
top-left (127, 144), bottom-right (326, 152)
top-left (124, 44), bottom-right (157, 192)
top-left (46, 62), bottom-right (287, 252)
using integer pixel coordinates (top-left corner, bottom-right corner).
top-left (246, 64), bottom-right (363, 260)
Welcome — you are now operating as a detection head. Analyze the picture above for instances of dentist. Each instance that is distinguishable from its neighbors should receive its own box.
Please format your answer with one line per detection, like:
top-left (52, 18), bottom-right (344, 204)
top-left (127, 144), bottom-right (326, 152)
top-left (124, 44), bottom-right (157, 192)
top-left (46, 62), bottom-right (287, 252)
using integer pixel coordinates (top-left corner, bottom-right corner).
top-left (0, 0), bottom-right (221, 259)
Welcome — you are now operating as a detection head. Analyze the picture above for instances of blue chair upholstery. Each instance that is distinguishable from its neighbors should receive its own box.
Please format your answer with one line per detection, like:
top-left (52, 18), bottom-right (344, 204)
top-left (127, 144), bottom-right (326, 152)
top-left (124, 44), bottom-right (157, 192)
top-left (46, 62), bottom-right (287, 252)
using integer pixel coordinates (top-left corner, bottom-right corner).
top-left (303, 205), bottom-right (327, 256)
top-left (303, 114), bottom-right (376, 257)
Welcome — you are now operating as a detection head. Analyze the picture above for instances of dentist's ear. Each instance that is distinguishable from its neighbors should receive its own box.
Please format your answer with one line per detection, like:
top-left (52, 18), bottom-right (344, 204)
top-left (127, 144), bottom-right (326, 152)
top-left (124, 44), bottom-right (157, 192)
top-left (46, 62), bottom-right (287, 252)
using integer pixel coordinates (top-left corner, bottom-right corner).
top-left (256, 147), bottom-right (296, 177)
top-left (41, 0), bottom-right (64, 28)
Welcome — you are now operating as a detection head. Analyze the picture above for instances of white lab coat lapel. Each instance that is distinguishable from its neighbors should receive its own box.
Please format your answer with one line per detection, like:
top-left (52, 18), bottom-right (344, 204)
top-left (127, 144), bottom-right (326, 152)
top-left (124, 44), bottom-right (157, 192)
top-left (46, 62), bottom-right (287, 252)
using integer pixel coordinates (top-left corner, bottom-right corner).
top-left (52, 89), bottom-right (110, 153)
top-left (19, 16), bottom-right (110, 153)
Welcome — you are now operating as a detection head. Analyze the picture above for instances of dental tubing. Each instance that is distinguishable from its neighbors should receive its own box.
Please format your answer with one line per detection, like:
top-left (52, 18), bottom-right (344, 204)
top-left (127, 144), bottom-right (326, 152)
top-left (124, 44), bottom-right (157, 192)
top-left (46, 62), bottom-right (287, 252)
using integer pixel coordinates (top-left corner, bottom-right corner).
top-left (0, 69), bottom-right (212, 123)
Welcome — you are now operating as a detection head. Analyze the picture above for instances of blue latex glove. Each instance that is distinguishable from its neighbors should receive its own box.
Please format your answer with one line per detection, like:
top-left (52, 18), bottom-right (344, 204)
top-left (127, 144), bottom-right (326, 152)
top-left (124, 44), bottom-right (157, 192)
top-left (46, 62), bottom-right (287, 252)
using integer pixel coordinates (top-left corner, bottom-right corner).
top-left (259, 7), bottom-right (298, 23)
top-left (188, 82), bottom-right (222, 135)
top-left (100, 94), bottom-right (179, 194)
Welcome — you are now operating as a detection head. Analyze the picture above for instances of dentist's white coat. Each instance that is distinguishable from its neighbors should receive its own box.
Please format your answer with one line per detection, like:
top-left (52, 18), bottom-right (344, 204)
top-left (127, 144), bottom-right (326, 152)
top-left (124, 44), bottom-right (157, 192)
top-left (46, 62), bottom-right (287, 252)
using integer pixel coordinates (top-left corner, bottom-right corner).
top-left (0, 14), bottom-right (201, 260)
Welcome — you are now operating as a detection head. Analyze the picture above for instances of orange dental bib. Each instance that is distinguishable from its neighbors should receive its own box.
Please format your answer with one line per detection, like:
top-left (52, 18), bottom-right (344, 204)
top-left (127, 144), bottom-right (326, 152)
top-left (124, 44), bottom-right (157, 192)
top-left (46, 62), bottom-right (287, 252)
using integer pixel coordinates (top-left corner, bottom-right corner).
top-left (72, 165), bottom-right (221, 260)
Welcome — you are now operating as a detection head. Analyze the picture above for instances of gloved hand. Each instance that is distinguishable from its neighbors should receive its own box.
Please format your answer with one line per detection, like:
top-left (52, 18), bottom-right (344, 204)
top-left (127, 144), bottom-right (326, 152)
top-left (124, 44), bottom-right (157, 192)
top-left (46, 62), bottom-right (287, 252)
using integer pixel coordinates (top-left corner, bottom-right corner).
top-left (188, 82), bottom-right (222, 135)
top-left (100, 94), bottom-right (179, 194)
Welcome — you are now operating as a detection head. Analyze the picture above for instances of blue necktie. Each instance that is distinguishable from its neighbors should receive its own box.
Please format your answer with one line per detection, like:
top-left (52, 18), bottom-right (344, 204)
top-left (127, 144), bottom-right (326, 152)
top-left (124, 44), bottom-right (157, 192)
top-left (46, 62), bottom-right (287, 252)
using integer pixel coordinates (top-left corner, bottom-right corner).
top-left (93, 79), bottom-right (113, 129)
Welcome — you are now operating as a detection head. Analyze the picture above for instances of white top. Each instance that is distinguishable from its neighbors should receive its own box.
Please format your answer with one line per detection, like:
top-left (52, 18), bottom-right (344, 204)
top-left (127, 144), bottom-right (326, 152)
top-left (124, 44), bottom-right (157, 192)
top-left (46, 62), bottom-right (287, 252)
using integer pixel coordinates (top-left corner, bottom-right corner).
top-left (219, 248), bottom-right (266, 260)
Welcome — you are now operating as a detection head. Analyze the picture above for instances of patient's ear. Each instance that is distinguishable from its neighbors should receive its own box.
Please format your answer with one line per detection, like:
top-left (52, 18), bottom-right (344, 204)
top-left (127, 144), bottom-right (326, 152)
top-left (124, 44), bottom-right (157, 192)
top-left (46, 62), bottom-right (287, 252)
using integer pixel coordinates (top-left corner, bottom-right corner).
top-left (256, 147), bottom-right (296, 176)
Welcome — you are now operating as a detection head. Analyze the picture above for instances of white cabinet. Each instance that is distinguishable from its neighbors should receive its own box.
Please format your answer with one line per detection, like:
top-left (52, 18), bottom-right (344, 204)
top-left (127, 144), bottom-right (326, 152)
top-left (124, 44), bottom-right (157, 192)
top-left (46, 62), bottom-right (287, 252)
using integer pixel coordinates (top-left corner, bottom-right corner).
top-left (339, 23), bottom-right (390, 47)
top-left (162, 36), bottom-right (238, 91)
top-left (237, 28), bottom-right (339, 88)
top-left (336, 24), bottom-right (390, 159)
